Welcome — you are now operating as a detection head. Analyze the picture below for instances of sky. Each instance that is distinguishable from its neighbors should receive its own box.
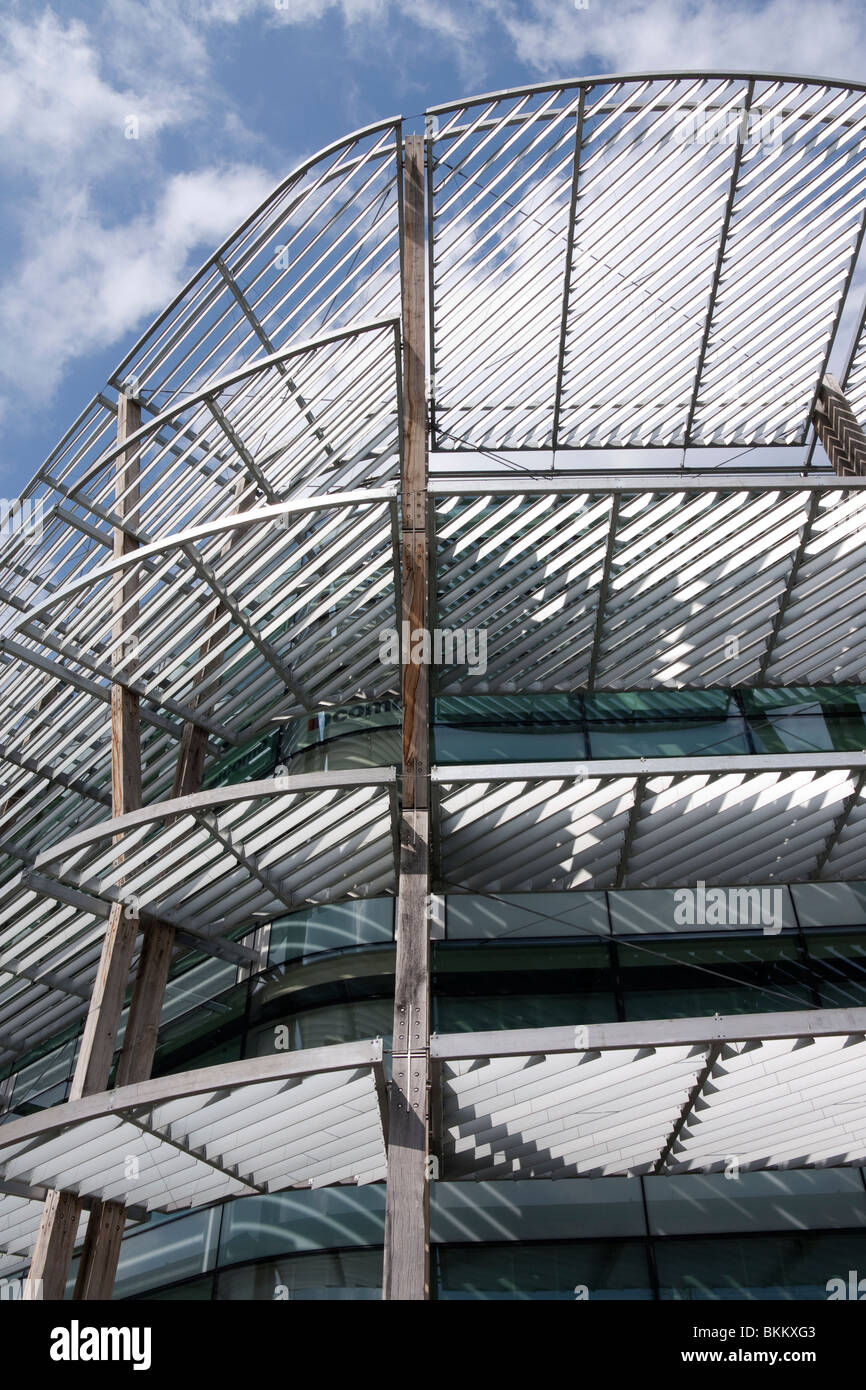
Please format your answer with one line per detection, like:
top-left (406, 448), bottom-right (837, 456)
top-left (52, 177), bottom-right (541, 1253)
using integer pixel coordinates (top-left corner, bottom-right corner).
top-left (1, 0), bottom-right (866, 494)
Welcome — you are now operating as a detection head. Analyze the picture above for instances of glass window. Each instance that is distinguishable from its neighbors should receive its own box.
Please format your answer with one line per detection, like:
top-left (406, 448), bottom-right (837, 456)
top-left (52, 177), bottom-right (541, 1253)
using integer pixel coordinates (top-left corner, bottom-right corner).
top-left (435, 725), bottom-right (585, 764)
top-left (586, 688), bottom-right (747, 758)
top-left (656, 1231), bottom-right (866, 1300)
top-left (215, 1250), bottom-right (382, 1300)
top-left (433, 941), bottom-right (617, 1030)
top-left (251, 944), bottom-right (394, 1011)
top-left (132, 1276), bottom-right (215, 1300)
top-left (645, 1170), bottom-right (866, 1236)
top-left (435, 694), bottom-right (586, 764)
top-left (586, 691), bottom-right (735, 720)
top-left (269, 899), bottom-right (394, 965)
top-left (436, 695), bottom-right (584, 723)
top-left (617, 935), bottom-right (816, 1019)
top-left (743, 687), bottom-right (866, 755)
top-left (434, 992), bottom-right (613, 1031)
top-left (587, 717), bottom-right (748, 759)
top-left (152, 982), bottom-right (247, 1077)
top-left (791, 882), bottom-right (866, 928)
top-left (749, 712), bottom-right (837, 754)
top-left (204, 730), bottom-right (279, 788)
top-left (110, 1208), bottom-right (221, 1300)
top-left (609, 886), bottom-right (797, 936)
top-left (431, 1178), bottom-right (646, 1243)
top-left (284, 727), bottom-right (400, 773)
top-left (218, 1189), bottom-right (385, 1266)
top-left (205, 702), bottom-right (402, 786)
top-left (803, 931), bottom-right (866, 1009)
top-left (8, 1032), bottom-right (79, 1114)
top-left (248, 943), bottom-right (395, 1052)
top-left (446, 892), bottom-right (609, 940)
top-left (159, 956), bottom-right (238, 1026)
top-left (435, 1240), bottom-right (653, 1300)
top-left (4, 1080), bottom-right (71, 1118)
top-left (249, 998), bottom-right (393, 1053)
top-left (289, 700), bottom-right (400, 753)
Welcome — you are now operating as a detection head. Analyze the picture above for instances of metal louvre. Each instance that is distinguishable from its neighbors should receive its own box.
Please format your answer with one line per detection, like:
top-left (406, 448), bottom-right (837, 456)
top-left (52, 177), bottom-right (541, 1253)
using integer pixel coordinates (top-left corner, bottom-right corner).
top-left (432, 756), bottom-right (866, 891)
top-left (440, 1044), bottom-right (703, 1178)
top-left (431, 1011), bottom-right (866, 1178)
top-left (428, 75), bottom-right (866, 450)
top-left (0, 332), bottom-right (403, 1023)
top-left (669, 1034), bottom-right (866, 1172)
top-left (432, 480), bottom-right (866, 691)
top-left (435, 490), bottom-right (613, 691)
top-left (0, 1193), bottom-right (89, 1278)
top-left (839, 293), bottom-right (866, 426)
top-left (0, 320), bottom-right (401, 616)
top-left (2, 73), bottom-right (866, 1232)
top-left (0, 1043), bottom-right (388, 1261)
top-left (763, 486), bottom-right (866, 681)
top-left (0, 124), bottom-right (405, 1092)
top-left (0, 325), bottom-right (402, 1072)
top-left (6, 490), bottom-right (401, 743)
top-left (0, 772), bottom-right (397, 1063)
top-left (110, 121), bottom-right (403, 413)
top-left (32, 772), bottom-right (398, 930)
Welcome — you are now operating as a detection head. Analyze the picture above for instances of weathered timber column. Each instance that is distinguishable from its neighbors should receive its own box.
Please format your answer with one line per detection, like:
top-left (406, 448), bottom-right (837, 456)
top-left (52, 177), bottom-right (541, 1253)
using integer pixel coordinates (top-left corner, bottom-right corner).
top-left (814, 374), bottom-right (866, 476)
top-left (28, 392), bottom-right (144, 1300)
top-left (112, 477), bottom-right (245, 1097)
top-left (74, 473), bottom-right (240, 1300)
top-left (77, 461), bottom-right (251, 1299)
top-left (382, 134), bottom-right (431, 1301)
top-left (110, 727), bottom-right (208, 1095)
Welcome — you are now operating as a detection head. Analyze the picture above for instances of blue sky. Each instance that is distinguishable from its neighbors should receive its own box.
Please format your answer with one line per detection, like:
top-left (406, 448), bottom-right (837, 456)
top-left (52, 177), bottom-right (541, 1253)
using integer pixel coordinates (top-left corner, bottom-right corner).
top-left (1, 0), bottom-right (865, 493)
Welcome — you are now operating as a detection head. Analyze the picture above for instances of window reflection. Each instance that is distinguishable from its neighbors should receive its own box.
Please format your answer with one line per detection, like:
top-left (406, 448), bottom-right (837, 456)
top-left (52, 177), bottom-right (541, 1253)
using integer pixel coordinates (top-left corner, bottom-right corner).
top-left (215, 1250), bottom-right (382, 1300)
top-left (616, 936), bottom-right (816, 1019)
top-left (200, 686), bottom-right (866, 780)
top-left (656, 1232), bottom-right (866, 1300)
top-left (434, 1240), bottom-right (653, 1300)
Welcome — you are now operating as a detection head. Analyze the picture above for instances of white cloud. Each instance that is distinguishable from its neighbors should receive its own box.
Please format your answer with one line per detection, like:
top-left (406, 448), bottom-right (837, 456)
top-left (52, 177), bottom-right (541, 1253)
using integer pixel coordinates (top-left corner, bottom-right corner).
top-left (0, 7), bottom-right (275, 420)
top-left (0, 165), bottom-right (274, 406)
top-left (190, 0), bottom-right (485, 79)
top-left (0, 10), bottom-right (182, 169)
top-left (0, 0), bottom-right (487, 424)
top-left (487, 0), bottom-right (866, 81)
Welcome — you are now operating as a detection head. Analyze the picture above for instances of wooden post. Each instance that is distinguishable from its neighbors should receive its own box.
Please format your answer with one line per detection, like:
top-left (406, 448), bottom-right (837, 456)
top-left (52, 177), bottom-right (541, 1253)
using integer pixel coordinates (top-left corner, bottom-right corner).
top-left (112, 733), bottom-right (206, 1092)
top-left (382, 135), bottom-right (431, 1301)
top-left (70, 1199), bottom-right (128, 1301)
top-left (814, 374), bottom-right (866, 476)
top-left (28, 392), bottom-right (143, 1300)
top-left (76, 471), bottom-right (245, 1297)
top-left (26, 1190), bottom-right (82, 1300)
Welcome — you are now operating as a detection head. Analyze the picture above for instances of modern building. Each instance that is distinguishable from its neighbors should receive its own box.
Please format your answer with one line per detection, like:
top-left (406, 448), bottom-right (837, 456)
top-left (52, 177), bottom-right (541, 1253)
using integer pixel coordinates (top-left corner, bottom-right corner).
top-left (2, 73), bottom-right (866, 1301)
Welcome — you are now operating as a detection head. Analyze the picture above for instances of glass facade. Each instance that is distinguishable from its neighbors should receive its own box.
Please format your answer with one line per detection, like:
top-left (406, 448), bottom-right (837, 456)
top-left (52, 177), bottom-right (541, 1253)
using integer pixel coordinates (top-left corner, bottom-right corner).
top-left (4, 691), bottom-right (866, 1300)
top-left (6, 884), bottom-right (866, 1106)
top-left (200, 688), bottom-right (866, 783)
top-left (32, 1172), bottom-right (863, 1302)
